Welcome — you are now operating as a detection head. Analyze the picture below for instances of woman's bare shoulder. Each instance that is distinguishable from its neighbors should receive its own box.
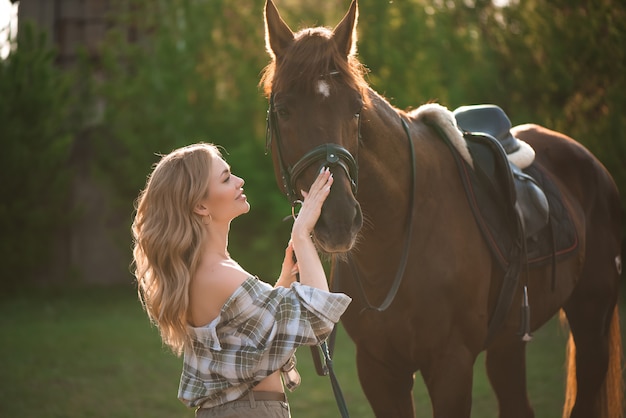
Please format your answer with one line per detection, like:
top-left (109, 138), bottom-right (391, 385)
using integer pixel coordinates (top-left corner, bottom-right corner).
top-left (189, 259), bottom-right (252, 326)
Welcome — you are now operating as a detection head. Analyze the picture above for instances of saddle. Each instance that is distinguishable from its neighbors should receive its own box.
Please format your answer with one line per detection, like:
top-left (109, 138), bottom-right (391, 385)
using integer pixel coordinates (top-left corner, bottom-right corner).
top-left (454, 104), bottom-right (549, 239)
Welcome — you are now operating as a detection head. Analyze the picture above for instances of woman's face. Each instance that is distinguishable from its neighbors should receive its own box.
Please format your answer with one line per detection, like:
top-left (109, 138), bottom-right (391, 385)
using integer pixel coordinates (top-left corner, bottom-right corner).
top-left (203, 155), bottom-right (250, 222)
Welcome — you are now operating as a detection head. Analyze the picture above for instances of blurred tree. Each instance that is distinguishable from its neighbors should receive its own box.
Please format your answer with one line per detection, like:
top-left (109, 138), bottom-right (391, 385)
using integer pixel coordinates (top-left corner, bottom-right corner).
top-left (356, 0), bottom-right (502, 108)
top-left (94, 0), bottom-right (290, 280)
top-left (0, 23), bottom-right (74, 288)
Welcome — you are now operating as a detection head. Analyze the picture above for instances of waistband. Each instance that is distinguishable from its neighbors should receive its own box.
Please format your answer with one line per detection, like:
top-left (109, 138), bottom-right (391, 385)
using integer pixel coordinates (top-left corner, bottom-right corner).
top-left (246, 391), bottom-right (287, 402)
top-left (200, 391), bottom-right (287, 409)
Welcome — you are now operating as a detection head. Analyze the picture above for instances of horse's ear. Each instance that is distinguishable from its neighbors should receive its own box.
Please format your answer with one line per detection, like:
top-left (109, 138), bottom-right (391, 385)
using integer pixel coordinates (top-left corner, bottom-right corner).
top-left (332, 0), bottom-right (358, 57)
top-left (264, 0), bottom-right (294, 60)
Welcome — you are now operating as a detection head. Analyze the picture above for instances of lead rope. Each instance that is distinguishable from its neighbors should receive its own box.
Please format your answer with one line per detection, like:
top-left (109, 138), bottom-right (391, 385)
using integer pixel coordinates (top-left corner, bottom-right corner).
top-left (291, 210), bottom-right (350, 418)
top-left (318, 338), bottom-right (350, 418)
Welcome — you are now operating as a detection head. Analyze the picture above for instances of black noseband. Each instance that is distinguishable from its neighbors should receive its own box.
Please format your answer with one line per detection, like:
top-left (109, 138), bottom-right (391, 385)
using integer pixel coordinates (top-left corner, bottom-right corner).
top-left (291, 143), bottom-right (358, 196)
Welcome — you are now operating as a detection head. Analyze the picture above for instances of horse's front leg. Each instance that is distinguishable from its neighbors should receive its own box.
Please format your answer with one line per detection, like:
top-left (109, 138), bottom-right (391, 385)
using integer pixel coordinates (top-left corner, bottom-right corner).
top-left (356, 346), bottom-right (416, 418)
top-left (420, 343), bottom-right (476, 418)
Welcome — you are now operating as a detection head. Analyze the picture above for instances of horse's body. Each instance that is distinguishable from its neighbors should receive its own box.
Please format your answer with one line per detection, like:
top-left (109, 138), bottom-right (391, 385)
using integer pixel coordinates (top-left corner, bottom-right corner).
top-left (261, 1), bottom-right (623, 417)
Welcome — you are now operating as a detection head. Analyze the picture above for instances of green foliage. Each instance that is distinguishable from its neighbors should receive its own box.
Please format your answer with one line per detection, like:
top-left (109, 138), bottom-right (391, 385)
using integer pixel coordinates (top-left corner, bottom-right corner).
top-left (356, 0), bottom-right (503, 108)
top-left (0, 23), bottom-right (74, 287)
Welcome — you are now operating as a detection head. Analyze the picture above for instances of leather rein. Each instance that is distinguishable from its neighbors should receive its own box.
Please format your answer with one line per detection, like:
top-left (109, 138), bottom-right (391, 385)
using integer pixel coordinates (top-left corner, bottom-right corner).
top-left (344, 117), bottom-right (416, 312)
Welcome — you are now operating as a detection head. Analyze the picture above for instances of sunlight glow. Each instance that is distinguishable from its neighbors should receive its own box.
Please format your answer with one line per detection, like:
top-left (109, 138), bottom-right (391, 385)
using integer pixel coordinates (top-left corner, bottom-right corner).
top-left (0, 0), bottom-right (18, 60)
top-left (493, 0), bottom-right (513, 7)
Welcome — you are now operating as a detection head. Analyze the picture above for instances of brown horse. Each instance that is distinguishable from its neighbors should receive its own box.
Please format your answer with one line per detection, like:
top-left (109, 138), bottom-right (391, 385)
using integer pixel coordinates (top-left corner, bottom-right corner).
top-left (260, 1), bottom-right (624, 417)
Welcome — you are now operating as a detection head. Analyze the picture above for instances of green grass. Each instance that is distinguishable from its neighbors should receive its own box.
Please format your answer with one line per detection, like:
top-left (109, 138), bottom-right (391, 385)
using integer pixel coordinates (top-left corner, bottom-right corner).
top-left (0, 285), bottom-right (623, 417)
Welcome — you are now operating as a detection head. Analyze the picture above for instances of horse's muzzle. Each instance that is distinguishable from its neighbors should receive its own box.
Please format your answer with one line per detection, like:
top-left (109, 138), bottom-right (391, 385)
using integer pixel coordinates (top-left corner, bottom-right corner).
top-left (314, 199), bottom-right (362, 254)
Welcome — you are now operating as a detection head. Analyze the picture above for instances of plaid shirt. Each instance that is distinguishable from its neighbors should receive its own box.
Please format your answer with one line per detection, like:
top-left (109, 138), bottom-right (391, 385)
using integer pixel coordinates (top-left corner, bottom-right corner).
top-left (178, 276), bottom-right (352, 408)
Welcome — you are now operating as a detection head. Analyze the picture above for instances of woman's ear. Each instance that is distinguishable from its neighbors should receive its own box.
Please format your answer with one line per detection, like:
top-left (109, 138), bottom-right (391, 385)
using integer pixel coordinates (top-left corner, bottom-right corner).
top-left (193, 202), bottom-right (210, 216)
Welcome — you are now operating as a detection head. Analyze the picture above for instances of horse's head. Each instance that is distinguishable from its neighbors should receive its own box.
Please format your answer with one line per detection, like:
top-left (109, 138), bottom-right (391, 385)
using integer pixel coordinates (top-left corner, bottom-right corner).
top-left (262, 0), bottom-right (368, 254)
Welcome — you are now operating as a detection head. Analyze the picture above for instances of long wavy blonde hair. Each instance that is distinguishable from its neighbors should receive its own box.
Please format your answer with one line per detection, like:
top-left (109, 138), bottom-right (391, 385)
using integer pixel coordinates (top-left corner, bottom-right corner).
top-left (132, 143), bottom-right (220, 355)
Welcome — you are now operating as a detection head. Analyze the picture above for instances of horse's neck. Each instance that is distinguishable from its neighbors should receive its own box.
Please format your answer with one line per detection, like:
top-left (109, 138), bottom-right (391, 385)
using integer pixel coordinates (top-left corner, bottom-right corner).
top-left (357, 95), bottom-right (414, 250)
top-left (362, 91), bottom-right (409, 168)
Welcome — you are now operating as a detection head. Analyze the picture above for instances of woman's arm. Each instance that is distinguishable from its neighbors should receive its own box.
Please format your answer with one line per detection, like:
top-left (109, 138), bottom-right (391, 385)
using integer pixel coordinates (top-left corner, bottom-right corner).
top-left (290, 168), bottom-right (333, 291)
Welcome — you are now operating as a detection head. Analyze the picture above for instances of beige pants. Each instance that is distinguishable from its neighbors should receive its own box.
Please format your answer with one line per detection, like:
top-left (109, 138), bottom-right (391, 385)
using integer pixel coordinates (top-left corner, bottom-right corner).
top-left (196, 391), bottom-right (291, 418)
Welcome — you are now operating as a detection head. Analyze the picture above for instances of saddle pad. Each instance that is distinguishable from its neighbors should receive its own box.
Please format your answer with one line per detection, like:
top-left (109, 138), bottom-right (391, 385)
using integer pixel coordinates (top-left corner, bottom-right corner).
top-left (522, 164), bottom-right (579, 266)
top-left (455, 139), bottom-right (579, 270)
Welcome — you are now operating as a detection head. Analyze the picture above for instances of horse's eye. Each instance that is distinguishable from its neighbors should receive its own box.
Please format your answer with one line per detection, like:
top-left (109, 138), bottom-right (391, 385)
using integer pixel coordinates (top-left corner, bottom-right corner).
top-left (276, 106), bottom-right (290, 119)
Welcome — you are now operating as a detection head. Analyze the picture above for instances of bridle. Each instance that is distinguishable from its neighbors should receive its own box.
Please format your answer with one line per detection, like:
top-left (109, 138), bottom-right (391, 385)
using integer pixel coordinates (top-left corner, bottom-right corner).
top-left (265, 93), bottom-right (360, 206)
top-left (265, 90), bottom-right (417, 313)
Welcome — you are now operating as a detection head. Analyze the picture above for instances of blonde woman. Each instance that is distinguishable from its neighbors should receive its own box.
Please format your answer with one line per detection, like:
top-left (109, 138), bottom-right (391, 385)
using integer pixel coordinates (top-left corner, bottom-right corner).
top-left (132, 143), bottom-right (351, 418)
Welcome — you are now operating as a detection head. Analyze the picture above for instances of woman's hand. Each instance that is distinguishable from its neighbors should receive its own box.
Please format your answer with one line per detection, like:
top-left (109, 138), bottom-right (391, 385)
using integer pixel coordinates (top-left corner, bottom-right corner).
top-left (286, 167), bottom-right (333, 291)
top-left (292, 167), bottom-right (333, 240)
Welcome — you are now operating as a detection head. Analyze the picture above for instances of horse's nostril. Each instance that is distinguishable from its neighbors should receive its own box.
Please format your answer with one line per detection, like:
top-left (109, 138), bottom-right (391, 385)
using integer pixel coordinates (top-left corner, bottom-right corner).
top-left (353, 203), bottom-right (363, 229)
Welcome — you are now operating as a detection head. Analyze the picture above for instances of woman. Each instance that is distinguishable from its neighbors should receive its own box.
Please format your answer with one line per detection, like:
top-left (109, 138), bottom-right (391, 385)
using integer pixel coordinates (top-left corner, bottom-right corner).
top-left (132, 143), bottom-right (351, 417)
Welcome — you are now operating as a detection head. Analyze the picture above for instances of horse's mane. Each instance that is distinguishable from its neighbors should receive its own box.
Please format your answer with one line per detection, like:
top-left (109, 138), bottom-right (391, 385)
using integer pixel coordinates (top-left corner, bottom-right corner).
top-left (260, 26), bottom-right (370, 101)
